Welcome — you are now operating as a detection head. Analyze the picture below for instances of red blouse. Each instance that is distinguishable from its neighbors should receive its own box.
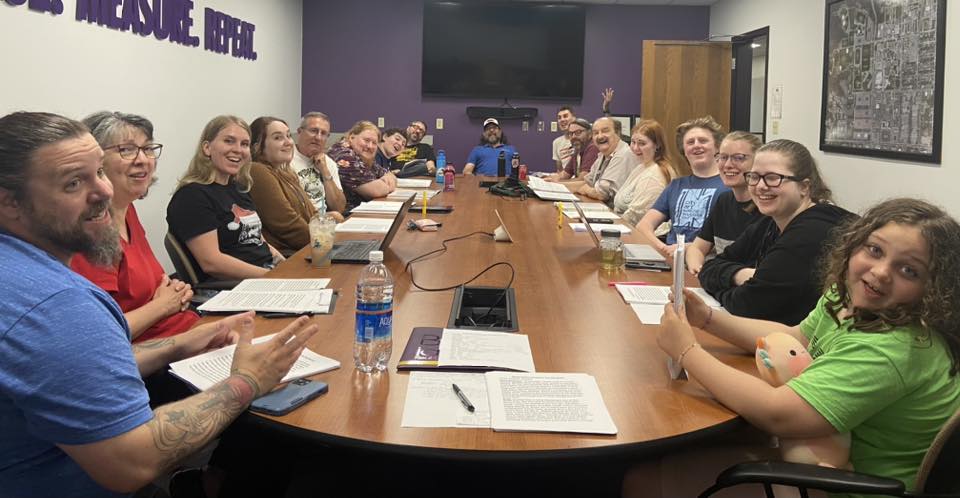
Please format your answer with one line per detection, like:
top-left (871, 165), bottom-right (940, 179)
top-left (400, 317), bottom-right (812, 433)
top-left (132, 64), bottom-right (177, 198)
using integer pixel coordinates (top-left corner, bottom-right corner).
top-left (71, 205), bottom-right (199, 342)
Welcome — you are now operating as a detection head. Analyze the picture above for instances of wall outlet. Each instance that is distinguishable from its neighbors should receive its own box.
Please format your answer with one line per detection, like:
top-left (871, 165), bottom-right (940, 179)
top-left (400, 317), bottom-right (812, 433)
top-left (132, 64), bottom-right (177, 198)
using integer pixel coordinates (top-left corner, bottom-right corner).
top-left (377, 117), bottom-right (385, 127)
top-left (537, 121), bottom-right (544, 132)
top-left (521, 120), bottom-right (529, 132)
top-left (771, 120), bottom-right (780, 136)
top-left (436, 118), bottom-right (444, 130)
top-left (550, 121), bottom-right (558, 132)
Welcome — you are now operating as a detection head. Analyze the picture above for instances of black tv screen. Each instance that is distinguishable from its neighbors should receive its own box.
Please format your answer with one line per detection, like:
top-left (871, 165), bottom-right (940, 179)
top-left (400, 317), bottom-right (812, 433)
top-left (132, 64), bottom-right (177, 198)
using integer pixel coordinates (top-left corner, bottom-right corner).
top-left (422, 2), bottom-right (585, 101)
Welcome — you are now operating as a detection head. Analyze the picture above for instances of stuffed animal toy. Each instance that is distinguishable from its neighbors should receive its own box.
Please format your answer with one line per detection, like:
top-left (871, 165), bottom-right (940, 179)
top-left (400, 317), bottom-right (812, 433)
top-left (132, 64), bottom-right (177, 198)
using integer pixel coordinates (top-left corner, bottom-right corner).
top-left (756, 332), bottom-right (851, 469)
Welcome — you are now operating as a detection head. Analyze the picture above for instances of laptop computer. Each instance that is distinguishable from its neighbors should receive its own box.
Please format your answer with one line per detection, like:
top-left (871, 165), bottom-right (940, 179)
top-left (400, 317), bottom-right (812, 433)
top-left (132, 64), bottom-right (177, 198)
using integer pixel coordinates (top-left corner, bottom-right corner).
top-left (571, 202), bottom-right (670, 271)
top-left (330, 196), bottom-right (414, 263)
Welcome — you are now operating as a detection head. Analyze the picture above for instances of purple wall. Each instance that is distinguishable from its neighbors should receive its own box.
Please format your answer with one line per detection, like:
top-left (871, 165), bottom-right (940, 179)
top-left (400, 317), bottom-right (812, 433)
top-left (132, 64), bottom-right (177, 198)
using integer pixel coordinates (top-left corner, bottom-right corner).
top-left (302, 1), bottom-right (709, 173)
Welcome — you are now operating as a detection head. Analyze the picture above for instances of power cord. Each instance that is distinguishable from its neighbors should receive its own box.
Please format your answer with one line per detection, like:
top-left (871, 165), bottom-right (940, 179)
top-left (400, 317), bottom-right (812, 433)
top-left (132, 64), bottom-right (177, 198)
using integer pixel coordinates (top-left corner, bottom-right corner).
top-left (404, 231), bottom-right (516, 328)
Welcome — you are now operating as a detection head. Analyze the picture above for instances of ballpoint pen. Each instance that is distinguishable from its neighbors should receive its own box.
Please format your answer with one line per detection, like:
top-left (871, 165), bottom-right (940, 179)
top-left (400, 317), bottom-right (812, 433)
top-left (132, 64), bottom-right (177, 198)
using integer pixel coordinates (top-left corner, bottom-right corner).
top-left (607, 281), bottom-right (651, 287)
top-left (422, 191), bottom-right (428, 219)
top-left (451, 383), bottom-right (475, 412)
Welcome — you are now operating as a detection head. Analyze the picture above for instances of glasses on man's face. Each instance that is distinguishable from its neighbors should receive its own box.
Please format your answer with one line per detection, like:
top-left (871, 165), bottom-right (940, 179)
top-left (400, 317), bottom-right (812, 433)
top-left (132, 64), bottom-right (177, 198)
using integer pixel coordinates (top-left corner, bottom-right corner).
top-left (715, 153), bottom-right (751, 165)
top-left (743, 171), bottom-right (802, 187)
top-left (302, 127), bottom-right (330, 138)
top-left (105, 143), bottom-right (163, 160)
top-left (409, 124), bottom-right (426, 134)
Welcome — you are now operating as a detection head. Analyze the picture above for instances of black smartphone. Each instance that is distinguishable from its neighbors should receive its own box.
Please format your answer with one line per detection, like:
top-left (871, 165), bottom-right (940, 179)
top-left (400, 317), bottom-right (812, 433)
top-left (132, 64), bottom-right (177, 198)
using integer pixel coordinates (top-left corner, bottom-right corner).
top-left (249, 379), bottom-right (328, 416)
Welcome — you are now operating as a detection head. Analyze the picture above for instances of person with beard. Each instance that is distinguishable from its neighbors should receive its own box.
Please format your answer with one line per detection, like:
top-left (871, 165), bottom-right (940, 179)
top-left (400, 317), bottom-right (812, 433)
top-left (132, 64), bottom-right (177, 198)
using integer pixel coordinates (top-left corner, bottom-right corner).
top-left (328, 121), bottom-right (398, 211)
top-left (290, 112), bottom-right (347, 219)
top-left (637, 116), bottom-right (730, 261)
top-left (70, 112), bottom-right (198, 343)
top-left (393, 120), bottom-right (437, 176)
top-left (0, 111), bottom-right (319, 497)
top-left (249, 116), bottom-right (320, 256)
top-left (566, 117), bottom-right (637, 204)
top-left (374, 128), bottom-right (408, 171)
top-left (167, 115), bottom-right (283, 282)
top-left (545, 118), bottom-right (598, 182)
top-left (463, 118), bottom-right (518, 176)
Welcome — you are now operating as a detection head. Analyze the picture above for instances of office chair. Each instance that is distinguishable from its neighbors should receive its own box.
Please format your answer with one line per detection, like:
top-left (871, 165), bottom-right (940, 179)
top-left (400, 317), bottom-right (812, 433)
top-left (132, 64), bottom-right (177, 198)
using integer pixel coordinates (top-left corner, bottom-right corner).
top-left (698, 409), bottom-right (960, 498)
top-left (163, 231), bottom-right (239, 294)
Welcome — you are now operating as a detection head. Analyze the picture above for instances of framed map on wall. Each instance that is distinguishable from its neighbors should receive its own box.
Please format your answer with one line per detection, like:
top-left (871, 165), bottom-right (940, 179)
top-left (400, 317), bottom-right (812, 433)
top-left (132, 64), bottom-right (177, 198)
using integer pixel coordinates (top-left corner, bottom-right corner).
top-left (819, 0), bottom-right (946, 163)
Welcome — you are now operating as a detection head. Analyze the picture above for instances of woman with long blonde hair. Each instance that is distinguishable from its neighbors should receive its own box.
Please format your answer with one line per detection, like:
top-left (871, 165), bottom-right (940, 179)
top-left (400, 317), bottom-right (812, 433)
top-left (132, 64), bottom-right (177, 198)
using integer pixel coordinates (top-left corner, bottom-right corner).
top-left (166, 115), bottom-right (282, 282)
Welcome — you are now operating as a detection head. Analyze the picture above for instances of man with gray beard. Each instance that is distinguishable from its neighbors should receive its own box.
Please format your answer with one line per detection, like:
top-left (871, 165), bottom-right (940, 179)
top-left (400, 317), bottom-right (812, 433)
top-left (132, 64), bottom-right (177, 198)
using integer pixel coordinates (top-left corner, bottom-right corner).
top-left (0, 112), bottom-right (319, 497)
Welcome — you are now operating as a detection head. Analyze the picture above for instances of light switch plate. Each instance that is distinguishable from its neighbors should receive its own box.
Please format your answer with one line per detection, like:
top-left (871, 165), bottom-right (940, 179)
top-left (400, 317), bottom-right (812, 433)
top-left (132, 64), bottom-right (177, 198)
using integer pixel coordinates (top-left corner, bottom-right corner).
top-left (550, 121), bottom-right (558, 132)
top-left (377, 117), bottom-right (385, 127)
top-left (537, 121), bottom-right (544, 132)
top-left (435, 118), bottom-right (444, 130)
top-left (521, 121), bottom-right (529, 132)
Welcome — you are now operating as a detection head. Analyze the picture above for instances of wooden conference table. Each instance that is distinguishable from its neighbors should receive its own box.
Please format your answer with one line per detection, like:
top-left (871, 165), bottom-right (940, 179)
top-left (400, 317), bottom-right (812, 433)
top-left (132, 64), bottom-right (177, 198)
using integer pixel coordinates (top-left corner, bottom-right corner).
top-left (233, 175), bottom-right (756, 461)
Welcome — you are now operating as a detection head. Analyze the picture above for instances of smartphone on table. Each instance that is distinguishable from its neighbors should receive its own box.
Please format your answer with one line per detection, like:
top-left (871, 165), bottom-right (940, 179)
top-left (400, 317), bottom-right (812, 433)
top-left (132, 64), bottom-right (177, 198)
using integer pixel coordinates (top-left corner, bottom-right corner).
top-left (250, 379), bottom-right (328, 416)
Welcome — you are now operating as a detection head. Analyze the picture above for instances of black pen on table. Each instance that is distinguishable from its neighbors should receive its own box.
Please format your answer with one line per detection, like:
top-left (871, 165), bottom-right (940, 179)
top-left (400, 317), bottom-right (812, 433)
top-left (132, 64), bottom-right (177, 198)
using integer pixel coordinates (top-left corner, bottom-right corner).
top-left (451, 383), bottom-right (475, 412)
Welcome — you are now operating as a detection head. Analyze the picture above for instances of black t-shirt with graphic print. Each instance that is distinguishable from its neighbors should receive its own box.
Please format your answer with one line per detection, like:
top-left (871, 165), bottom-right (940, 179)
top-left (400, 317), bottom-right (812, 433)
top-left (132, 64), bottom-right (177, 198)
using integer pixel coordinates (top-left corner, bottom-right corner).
top-left (167, 182), bottom-right (272, 282)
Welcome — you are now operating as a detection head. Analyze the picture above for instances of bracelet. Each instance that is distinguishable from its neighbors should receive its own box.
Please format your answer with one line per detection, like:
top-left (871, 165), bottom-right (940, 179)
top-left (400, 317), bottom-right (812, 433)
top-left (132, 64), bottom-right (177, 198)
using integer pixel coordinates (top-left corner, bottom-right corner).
top-left (703, 307), bottom-right (714, 329)
top-left (676, 342), bottom-right (700, 369)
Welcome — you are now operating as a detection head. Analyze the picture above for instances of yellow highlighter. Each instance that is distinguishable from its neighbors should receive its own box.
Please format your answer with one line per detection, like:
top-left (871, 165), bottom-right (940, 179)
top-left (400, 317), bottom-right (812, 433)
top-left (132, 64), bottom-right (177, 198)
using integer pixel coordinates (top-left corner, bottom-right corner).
top-left (422, 191), bottom-right (428, 219)
top-left (557, 202), bottom-right (564, 230)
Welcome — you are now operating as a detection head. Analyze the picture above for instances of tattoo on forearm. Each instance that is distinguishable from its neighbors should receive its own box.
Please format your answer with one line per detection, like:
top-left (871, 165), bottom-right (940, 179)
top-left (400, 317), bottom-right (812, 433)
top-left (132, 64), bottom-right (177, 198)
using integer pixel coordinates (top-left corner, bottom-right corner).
top-left (133, 337), bottom-right (175, 353)
top-left (147, 375), bottom-right (254, 469)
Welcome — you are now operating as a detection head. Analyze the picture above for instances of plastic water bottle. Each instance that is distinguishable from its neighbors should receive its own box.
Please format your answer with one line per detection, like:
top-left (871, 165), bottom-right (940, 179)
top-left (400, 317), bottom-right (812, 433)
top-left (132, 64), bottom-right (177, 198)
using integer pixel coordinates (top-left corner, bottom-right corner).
top-left (436, 150), bottom-right (446, 184)
top-left (354, 251), bottom-right (393, 372)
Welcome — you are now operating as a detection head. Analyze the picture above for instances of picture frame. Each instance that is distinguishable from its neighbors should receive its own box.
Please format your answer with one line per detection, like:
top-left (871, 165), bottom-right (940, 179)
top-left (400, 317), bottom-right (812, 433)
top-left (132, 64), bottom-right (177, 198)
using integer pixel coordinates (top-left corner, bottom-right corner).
top-left (609, 114), bottom-right (638, 138)
top-left (819, 0), bottom-right (946, 164)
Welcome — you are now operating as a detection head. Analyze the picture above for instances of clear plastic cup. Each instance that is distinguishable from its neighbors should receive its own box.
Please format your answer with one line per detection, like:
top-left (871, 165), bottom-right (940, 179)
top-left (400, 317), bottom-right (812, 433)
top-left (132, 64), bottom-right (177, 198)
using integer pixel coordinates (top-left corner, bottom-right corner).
top-left (308, 215), bottom-right (337, 268)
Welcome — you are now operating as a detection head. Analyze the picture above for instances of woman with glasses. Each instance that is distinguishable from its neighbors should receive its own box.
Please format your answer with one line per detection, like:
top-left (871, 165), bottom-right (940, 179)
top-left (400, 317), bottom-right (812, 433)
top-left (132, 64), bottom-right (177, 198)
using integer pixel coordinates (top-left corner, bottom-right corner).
top-left (328, 121), bottom-right (397, 211)
top-left (686, 131), bottom-right (765, 274)
top-left (636, 116), bottom-right (730, 260)
top-left (167, 116), bottom-right (282, 283)
top-left (612, 119), bottom-right (679, 228)
top-left (248, 116), bottom-right (318, 256)
top-left (698, 139), bottom-right (854, 325)
top-left (71, 111), bottom-right (198, 342)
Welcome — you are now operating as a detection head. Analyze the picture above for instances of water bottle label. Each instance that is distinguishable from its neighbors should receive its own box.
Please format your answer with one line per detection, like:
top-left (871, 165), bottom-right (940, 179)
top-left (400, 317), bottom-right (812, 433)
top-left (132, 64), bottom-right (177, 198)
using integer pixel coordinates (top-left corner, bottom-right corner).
top-left (355, 301), bottom-right (392, 343)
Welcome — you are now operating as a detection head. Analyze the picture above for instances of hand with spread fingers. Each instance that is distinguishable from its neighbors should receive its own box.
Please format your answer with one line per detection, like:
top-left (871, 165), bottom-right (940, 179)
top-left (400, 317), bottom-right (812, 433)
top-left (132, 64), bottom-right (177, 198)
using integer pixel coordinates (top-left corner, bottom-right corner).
top-left (229, 315), bottom-right (320, 397)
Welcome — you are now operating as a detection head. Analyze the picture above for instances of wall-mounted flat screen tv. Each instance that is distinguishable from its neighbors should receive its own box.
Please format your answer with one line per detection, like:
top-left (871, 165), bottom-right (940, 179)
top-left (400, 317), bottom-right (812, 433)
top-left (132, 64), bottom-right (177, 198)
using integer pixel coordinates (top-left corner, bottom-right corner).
top-left (422, 2), bottom-right (585, 101)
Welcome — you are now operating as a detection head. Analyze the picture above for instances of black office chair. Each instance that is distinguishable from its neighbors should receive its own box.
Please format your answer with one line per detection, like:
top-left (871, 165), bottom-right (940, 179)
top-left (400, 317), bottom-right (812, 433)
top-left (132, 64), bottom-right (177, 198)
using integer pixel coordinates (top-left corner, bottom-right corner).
top-left (698, 409), bottom-right (960, 498)
top-left (163, 231), bottom-right (239, 296)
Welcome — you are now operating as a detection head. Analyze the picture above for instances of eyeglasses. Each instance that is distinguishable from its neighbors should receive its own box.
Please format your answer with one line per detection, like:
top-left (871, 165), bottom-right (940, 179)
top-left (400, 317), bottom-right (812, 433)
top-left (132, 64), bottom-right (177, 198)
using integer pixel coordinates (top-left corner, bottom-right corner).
top-left (104, 143), bottom-right (163, 159)
top-left (301, 127), bottom-right (330, 138)
top-left (715, 153), bottom-right (751, 165)
top-left (408, 123), bottom-right (426, 133)
top-left (744, 171), bottom-right (803, 187)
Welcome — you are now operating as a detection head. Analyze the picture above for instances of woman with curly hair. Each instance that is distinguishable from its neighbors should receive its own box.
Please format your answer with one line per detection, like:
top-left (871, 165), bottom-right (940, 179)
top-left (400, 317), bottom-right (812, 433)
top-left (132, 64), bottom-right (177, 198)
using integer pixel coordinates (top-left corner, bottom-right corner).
top-left (657, 197), bottom-right (960, 492)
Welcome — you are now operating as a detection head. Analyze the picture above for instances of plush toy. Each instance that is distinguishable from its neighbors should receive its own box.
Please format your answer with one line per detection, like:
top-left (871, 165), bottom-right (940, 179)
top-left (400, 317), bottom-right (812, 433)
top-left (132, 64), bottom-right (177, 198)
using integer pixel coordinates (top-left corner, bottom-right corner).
top-left (756, 332), bottom-right (851, 469)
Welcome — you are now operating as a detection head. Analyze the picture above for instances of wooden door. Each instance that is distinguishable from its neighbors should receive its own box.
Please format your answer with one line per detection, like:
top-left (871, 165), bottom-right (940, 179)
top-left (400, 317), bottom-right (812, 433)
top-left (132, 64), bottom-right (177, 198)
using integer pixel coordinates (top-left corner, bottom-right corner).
top-left (641, 40), bottom-right (731, 176)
